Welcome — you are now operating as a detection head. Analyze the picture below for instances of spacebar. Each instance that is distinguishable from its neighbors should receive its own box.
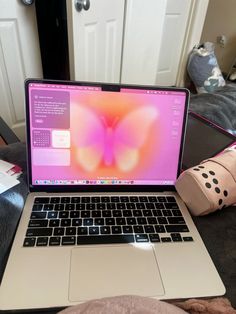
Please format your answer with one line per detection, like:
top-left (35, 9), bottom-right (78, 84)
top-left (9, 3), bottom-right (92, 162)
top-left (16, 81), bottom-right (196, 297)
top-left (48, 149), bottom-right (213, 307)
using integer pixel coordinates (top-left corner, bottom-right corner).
top-left (77, 235), bottom-right (135, 245)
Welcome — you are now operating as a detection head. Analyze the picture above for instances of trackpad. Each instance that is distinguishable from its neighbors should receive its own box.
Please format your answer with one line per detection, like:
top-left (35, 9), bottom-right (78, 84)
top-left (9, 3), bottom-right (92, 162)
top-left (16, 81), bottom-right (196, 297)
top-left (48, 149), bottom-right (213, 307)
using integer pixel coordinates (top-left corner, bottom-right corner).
top-left (69, 245), bottom-right (164, 301)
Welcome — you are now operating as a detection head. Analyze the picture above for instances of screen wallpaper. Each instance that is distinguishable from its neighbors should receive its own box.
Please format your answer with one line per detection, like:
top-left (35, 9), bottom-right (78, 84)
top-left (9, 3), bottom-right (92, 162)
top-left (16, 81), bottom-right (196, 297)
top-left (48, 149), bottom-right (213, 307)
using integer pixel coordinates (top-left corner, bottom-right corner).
top-left (28, 83), bottom-right (187, 186)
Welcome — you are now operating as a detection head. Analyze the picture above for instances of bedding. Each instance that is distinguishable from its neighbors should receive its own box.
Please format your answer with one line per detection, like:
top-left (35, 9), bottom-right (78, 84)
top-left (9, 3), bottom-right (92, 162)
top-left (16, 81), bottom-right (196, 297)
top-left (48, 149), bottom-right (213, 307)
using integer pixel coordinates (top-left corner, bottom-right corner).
top-left (189, 83), bottom-right (236, 135)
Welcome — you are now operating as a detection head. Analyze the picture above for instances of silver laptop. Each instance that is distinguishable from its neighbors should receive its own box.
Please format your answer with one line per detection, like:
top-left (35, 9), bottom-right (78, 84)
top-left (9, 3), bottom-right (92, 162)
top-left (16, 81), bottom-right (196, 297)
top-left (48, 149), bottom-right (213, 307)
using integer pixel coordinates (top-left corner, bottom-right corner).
top-left (0, 79), bottom-right (225, 311)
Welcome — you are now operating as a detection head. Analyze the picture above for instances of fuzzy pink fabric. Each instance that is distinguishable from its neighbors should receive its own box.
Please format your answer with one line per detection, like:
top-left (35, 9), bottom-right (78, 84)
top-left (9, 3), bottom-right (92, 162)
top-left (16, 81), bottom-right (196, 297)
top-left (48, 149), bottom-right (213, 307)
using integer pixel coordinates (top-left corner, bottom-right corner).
top-left (58, 296), bottom-right (236, 314)
top-left (59, 295), bottom-right (187, 314)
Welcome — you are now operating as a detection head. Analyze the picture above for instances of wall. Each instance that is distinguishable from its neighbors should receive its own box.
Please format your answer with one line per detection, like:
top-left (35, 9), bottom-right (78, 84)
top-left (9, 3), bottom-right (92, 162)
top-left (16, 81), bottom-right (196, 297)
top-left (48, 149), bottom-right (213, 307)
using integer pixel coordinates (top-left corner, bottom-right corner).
top-left (200, 0), bottom-right (236, 74)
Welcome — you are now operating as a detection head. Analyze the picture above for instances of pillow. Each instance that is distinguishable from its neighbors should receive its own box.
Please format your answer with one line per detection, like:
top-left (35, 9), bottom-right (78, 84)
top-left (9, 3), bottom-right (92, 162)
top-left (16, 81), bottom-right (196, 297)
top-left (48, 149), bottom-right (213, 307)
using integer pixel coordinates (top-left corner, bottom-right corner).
top-left (187, 42), bottom-right (225, 93)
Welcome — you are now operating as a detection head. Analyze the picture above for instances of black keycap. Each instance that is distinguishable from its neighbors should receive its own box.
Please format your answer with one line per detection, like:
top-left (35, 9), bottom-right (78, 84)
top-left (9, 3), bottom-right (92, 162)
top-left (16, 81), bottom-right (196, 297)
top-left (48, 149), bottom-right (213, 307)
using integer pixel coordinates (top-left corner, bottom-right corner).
top-left (164, 202), bottom-right (179, 209)
top-left (133, 225), bottom-right (144, 233)
top-left (81, 197), bottom-right (90, 203)
top-left (89, 227), bottom-right (99, 234)
top-left (143, 210), bottom-right (152, 216)
top-left (112, 226), bottom-right (122, 234)
top-left (145, 203), bottom-right (155, 209)
top-left (148, 196), bottom-right (157, 202)
top-left (26, 228), bottom-right (53, 237)
top-left (102, 210), bottom-right (112, 217)
top-left (136, 203), bottom-right (145, 209)
top-left (72, 218), bottom-right (82, 226)
top-left (70, 211), bottom-right (80, 218)
top-left (43, 204), bottom-right (54, 211)
top-left (76, 204), bottom-right (85, 210)
top-left (137, 217), bottom-right (147, 225)
top-left (130, 196), bottom-right (139, 202)
top-left (77, 227), bottom-right (88, 235)
top-left (83, 218), bottom-right (93, 226)
top-left (135, 234), bottom-right (149, 242)
top-left (50, 197), bottom-right (60, 204)
top-left (122, 226), bottom-right (133, 234)
top-left (81, 211), bottom-right (90, 218)
top-left (183, 237), bottom-right (193, 242)
top-left (172, 210), bottom-right (183, 217)
top-left (60, 219), bottom-right (71, 227)
top-left (97, 204), bottom-right (106, 210)
top-left (61, 197), bottom-right (71, 204)
top-left (157, 196), bottom-right (166, 202)
top-left (48, 211), bottom-right (58, 219)
top-left (110, 196), bottom-right (119, 202)
top-left (107, 203), bottom-right (116, 209)
top-left (126, 217), bottom-right (137, 225)
top-left (105, 218), bottom-right (115, 225)
top-left (77, 235), bottom-right (134, 245)
top-left (49, 237), bottom-right (61, 246)
top-left (126, 203), bottom-right (135, 209)
top-left (54, 227), bottom-right (65, 236)
top-left (66, 227), bottom-right (77, 235)
top-left (139, 196), bottom-right (148, 202)
top-left (65, 204), bottom-right (75, 211)
top-left (54, 204), bottom-right (65, 211)
top-left (149, 234), bottom-right (160, 242)
top-left (62, 236), bottom-right (76, 245)
top-left (155, 225), bottom-right (166, 233)
top-left (32, 204), bottom-right (43, 211)
top-left (161, 237), bottom-right (172, 242)
top-left (133, 210), bottom-right (142, 216)
top-left (49, 219), bottom-right (60, 227)
top-left (117, 203), bottom-right (126, 209)
top-left (168, 217), bottom-right (186, 224)
top-left (30, 212), bottom-right (47, 219)
top-left (162, 210), bottom-right (172, 217)
top-left (100, 226), bottom-right (111, 234)
top-left (113, 210), bottom-right (122, 217)
top-left (120, 196), bottom-right (129, 202)
top-left (123, 210), bottom-right (132, 217)
top-left (86, 203), bottom-right (95, 210)
top-left (166, 196), bottom-right (176, 202)
top-left (94, 218), bottom-right (104, 225)
top-left (28, 220), bottom-right (48, 228)
top-left (147, 217), bottom-right (157, 224)
top-left (154, 203), bottom-right (165, 210)
top-left (157, 217), bottom-right (168, 225)
top-left (34, 197), bottom-right (50, 204)
top-left (59, 211), bottom-right (69, 218)
top-left (165, 225), bottom-right (189, 233)
top-left (101, 196), bottom-right (110, 202)
top-left (144, 225), bottom-right (155, 233)
top-left (23, 237), bottom-right (36, 247)
top-left (36, 237), bottom-right (49, 246)
top-left (116, 218), bottom-right (126, 225)
top-left (170, 233), bottom-right (182, 242)
top-left (71, 197), bottom-right (81, 203)
top-left (92, 196), bottom-right (101, 203)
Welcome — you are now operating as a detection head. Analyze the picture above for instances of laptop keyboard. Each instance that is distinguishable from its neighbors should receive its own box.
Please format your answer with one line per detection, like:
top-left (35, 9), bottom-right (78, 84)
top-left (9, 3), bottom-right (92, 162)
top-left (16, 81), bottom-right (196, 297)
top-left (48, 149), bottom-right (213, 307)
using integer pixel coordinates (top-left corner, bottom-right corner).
top-left (23, 195), bottom-right (193, 247)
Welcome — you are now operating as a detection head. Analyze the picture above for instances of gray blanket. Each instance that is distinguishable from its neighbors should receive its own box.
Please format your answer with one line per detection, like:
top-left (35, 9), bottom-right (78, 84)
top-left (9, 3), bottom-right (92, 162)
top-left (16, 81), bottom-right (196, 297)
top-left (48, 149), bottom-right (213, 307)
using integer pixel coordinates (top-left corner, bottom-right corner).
top-left (189, 84), bottom-right (236, 135)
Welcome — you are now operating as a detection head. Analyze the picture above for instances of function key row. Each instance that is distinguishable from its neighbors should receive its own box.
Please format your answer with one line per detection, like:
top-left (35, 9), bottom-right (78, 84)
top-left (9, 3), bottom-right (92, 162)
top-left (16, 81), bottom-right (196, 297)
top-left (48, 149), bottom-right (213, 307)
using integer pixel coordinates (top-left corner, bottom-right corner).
top-left (34, 195), bottom-right (177, 205)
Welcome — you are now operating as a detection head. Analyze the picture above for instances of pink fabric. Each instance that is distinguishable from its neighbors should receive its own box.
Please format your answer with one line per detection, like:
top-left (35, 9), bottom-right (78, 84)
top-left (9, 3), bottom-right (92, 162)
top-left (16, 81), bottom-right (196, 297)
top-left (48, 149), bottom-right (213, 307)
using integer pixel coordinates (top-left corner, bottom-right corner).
top-left (59, 295), bottom-right (187, 314)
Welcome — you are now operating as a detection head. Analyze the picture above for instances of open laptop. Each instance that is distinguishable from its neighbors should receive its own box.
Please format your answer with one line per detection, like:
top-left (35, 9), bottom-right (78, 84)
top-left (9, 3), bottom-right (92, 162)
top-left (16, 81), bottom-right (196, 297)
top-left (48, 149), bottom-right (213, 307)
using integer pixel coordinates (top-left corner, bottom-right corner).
top-left (0, 79), bottom-right (225, 311)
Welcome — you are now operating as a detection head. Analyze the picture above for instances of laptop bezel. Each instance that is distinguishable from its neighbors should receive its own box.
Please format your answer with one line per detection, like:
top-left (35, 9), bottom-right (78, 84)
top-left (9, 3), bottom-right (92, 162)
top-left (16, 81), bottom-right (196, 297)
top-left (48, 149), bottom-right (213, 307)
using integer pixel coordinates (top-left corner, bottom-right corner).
top-left (25, 78), bottom-right (189, 193)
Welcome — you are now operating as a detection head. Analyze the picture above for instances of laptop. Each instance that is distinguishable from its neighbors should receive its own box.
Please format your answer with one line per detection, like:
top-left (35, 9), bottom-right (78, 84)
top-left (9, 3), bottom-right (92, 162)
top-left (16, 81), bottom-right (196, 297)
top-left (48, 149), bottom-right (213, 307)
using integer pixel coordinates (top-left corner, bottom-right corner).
top-left (0, 79), bottom-right (225, 311)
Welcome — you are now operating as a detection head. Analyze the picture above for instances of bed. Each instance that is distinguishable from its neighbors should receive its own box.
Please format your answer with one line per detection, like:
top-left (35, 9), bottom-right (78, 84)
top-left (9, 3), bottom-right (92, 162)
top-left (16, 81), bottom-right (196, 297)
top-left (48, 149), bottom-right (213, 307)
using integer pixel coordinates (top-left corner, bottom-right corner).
top-left (189, 83), bottom-right (236, 135)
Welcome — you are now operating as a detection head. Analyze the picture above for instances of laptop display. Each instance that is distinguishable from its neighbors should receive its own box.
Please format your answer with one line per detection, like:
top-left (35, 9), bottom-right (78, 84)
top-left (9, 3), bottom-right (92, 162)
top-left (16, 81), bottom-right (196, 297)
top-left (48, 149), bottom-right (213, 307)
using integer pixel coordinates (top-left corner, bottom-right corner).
top-left (26, 81), bottom-right (188, 188)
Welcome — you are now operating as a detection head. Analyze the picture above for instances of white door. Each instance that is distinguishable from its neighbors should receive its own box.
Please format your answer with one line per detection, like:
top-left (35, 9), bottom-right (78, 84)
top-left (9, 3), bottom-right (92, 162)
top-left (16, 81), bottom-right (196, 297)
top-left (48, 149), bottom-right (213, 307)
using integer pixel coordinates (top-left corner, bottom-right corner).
top-left (0, 0), bottom-right (42, 141)
top-left (155, 0), bottom-right (191, 86)
top-left (67, 0), bottom-right (125, 83)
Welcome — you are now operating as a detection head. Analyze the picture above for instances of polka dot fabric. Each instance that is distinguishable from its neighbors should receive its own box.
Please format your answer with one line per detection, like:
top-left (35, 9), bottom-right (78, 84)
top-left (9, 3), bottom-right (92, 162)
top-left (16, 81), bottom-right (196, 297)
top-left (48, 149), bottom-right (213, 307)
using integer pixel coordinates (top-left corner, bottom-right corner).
top-left (175, 150), bottom-right (236, 216)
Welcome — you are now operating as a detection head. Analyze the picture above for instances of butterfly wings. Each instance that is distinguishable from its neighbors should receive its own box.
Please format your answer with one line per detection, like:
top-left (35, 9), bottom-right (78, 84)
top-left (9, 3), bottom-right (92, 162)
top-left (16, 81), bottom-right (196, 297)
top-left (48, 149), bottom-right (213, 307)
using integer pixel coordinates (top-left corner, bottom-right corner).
top-left (70, 105), bottom-right (158, 173)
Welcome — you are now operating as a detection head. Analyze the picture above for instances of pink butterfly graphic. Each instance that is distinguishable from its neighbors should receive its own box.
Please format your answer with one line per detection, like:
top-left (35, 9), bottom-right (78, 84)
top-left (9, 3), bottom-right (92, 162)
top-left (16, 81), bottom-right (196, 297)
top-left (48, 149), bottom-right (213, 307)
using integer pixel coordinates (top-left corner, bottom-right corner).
top-left (71, 105), bottom-right (158, 172)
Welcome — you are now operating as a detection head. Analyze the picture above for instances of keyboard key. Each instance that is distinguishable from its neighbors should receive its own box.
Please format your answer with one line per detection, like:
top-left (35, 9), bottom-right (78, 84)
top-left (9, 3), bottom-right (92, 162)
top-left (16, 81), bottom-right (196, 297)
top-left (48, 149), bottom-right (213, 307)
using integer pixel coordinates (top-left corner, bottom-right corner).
top-left (122, 226), bottom-right (133, 234)
top-left (144, 225), bottom-right (155, 233)
top-left (65, 204), bottom-right (75, 211)
top-left (72, 218), bottom-right (82, 226)
top-left (54, 204), bottom-right (65, 211)
top-left (43, 204), bottom-right (54, 211)
top-left (133, 225), bottom-right (144, 233)
top-left (60, 219), bottom-right (71, 227)
top-left (172, 210), bottom-right (183, 217)
top-left (137, 217), bottom-right (147, 225)
top-left (165, 225), bottom-right (189, 233)
top-left (100, 226), bottom-right (111, 234)
top-left (66, 227), bottom-right (77, 235)
top-left (111, 226), bottom-right (122, 234)
top-left (135, 234), bottom-right (149, 242)
top-left (76, 204), bottom-right (85, 210)
top-left (139, 196), bottom-right (148, 202)
top-left (49, 219), bottom-right (60, 227)
top-left (62, 236), bottom-right (76, 245)
top-left (59, 211), bottom-right (69, 218)
top-left (77, 235), bottom-right (134, 245)
top-left (26, 228), bottom-right (53, 237)
top-left (133, 210), bottom-right (142, 216)
top-left (157, 196), bottom-right (166, 202)
top-left (34, 197), bottom-right (50, 204)
top-left (105, 218), bottom-right (115, 225)
top-left (28, 220), bottom-right (48, 228)
top-left (148, 196), bottom-right (157, 202)
top-left (130, 196), bottom-right (139, 202)
top-left (113, 210), bottom-right (122, 217)
top-left (101, 196), bottom-right (110, 202)
top-left (89, 227), bottom-right (99, 235)
top-left (70, 211), bottom-right (80, 218)
top-left (164, 202), bottom-right (179, 209)
top-left (126, 217), bottom-right (137, 225)
top-left (149, 234), bottom-right (160, 242)
top-left (162, 210), bottom-right (172, 217)
top-left (136, 203), bottom-right (145, 209)
top-left (48, 211), bottom-right (58, 219)
top-left (54, 227), bottom-right (65, 236)
top-left (32, 204), bottom-right (43, 211)
top-left (117, 203), bottom-right (126, 209)
top-left (23, 237), bottom-right (36, 247)
top-left (183, 237), bottom-right (193, 242)
top-left (86, 203), bottom-right (95, 210)
top-left (161, 237), bottom-right (172, 242)
top-left (30, 212), bottom-right (47, 219)
top-left (170, 233), bottom-right (182, 242)
top-left (94, 218), bottom-right (104, 225)
top-left (102, 210), bottom-right (112, 217)
top-left (145, 203), bottom-right (155, 209)
top-left (77, 227), bottom-right (88, 235)
top-left (168, 217), bottom-right (186, 224)
top-left (154, 203), bottom-right (165, 210)
top-left (157, 217), bottom-right (168, 225)
top-left (71, 197), bottom-right (81, 203)
top-left (123, 210), bottom-right (132, 217)
top-left (49, 237), bottom-right (61, 246)
top-left (143, 210), bottom-right (152, 216)
top-left (91, 196), bottom-right (101, 203)
top-left (61, 197), bottom-right (71, 203)
top-left (166, 196), bottom-right (176, 202)
top-left (36, 237), bottom-right (49, 246)
top-left (147, 217), bottom-right (157, 224)
top-left (81, 197), bottom-right (90, 203)
top-left (50, 197), bottom-right (60, 204)
top-left (155, 225), bottom-right (166, 233)
top-left (81, 211), bottom-right (90, 218)
top-left (83, 218), bottom-right (93, 226)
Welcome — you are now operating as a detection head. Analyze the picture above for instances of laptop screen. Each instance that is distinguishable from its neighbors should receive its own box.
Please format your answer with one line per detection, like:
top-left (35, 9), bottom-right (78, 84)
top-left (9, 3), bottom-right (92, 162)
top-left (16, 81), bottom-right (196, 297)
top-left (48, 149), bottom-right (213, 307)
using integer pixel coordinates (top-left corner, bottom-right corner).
top-left (26, 80), bottom-right (188, 191)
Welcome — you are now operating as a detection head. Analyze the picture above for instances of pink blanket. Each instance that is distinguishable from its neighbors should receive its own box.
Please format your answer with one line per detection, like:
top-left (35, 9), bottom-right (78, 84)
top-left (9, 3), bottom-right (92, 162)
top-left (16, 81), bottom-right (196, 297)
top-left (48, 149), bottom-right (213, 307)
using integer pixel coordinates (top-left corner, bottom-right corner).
top-left (59, 295), bottom-right (236, 314)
